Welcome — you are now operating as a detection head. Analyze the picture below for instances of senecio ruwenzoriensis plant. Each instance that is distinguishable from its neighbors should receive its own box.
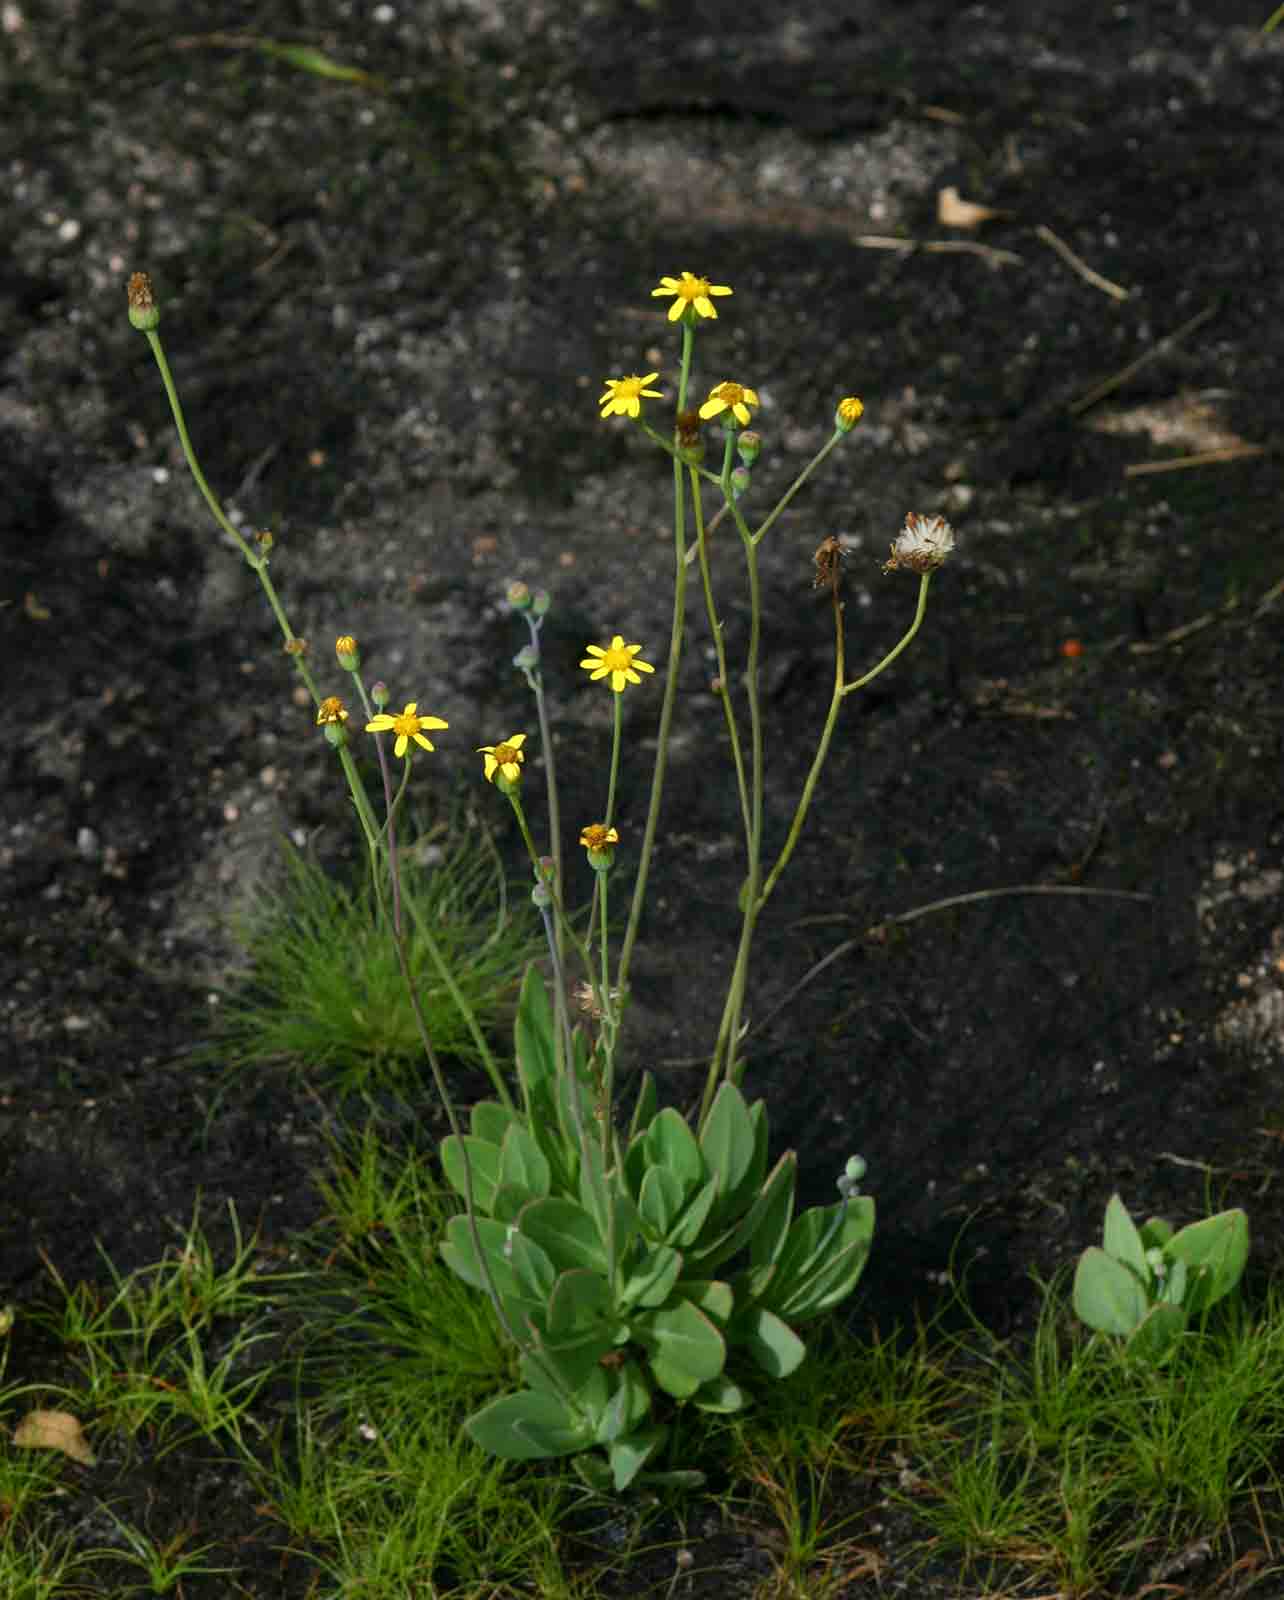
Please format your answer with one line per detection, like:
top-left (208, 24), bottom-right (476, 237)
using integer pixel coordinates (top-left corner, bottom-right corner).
top-left (127, 266), bottom-right (954, 1492)
top-left (1073, 1193), bottom-right (1249, 1364)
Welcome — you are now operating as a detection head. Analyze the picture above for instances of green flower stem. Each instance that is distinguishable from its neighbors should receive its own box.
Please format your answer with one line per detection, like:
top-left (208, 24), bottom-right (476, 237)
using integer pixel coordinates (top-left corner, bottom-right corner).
top-left (505, 794), bottom-right (597, 1004)
top-left (750, 427), bottom-right (845, 548)
top-left (527, 626), bottom-right (565, 968)
top-left (603, 692), bottom-right (624, 830)
top-left (840, 571), bottom-right (932, 697)
top-left (615, 323), bottom-right (696, 1000)
top-left (700, 479), bottom-right (766, 1114)
top-left (694, 466), bottom-right (752, 845)
top-left (758, 573), bottom-right (932, 914)
top-left (142, 327), bottom-right (385, 865)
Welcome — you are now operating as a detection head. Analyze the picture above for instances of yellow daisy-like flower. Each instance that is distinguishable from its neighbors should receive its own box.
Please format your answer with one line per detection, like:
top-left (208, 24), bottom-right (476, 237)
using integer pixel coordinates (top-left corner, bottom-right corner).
top-left (365, 701), bottom-right (449, 758)
top-left (699, 381), bottom-right (759, 427)
top-left (599, 372), bottom-right (664, 420)
top-left (579, 635), bottom-right (656, 694)
top-left (477, 733), bottom-right (527, 785)
top-left (316, 695), bottom-right (349, 726)
top-left (651, 271), bottom-right (732, 322)
top-left (580, 823), bottom-right (620, 851)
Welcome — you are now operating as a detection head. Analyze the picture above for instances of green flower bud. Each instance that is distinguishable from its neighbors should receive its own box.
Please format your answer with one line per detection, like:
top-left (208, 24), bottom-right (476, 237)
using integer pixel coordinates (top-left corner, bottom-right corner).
top-left (371, 680), bottom-right (390, 709)
top-left (729, 465), bottom-right (752, 501)
top-left (736, 430), bottom-right (761, 467)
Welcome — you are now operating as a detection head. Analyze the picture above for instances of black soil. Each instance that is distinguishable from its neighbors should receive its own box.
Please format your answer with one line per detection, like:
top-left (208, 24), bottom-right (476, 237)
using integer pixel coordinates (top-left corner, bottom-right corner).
top-left (4, 0), bottom-right (1284, 1594)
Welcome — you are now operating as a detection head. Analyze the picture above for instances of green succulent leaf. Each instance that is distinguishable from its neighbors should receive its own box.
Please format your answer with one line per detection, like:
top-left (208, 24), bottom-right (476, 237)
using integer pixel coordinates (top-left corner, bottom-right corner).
top-left (595, 1360), bottom-right (652, 1445)
top-left (639, 1165), bottom-right (685, 1237)
top-left (500, 1123), bottom-right (552, 1199)
top-left (440, 1214), bottom-right (536, 1305)
top-left (737, 1306), bottom-right (806, 1378)
top-left (463, 1388), bottom-right (593, 1461)
top-left (1102, 1194), bottom-right (1148, 1278)
top-left (621, 1245), bottom-right (682, 1310)
top-left (439, 1135), bottom-right (501, 1212)
top-left (680, 1278), bottom-right (734, 1324)
top-left (635, 1296), bottom-right (726, 1398)
top-left (748, 1152), bottom-right (798, 1269)
top-left (545, 1268), bottom-right (614, 1338)
top-left (644, 1107), bottom-right (706, 1195)
top-left (519, 1197), bottom-right (609, 1274)
top-left (471, 1100), bottom-right (517, 1145)
top-left (691, 1374), bottom-right (747, 1413)
top-left (668, 1175), bottom-right (719, 1248)
top-left (608, 1423), bottom-right (667, 1490)
top-left (1073, 1245), bottom-right (1149, 1335)
top-left (700, 1083), bottom-right (758, 1219)
top-left (1126, 1301), bottom-right (1186, 1364)
top-left (1166, 1209), bottom-right (1248, 1313)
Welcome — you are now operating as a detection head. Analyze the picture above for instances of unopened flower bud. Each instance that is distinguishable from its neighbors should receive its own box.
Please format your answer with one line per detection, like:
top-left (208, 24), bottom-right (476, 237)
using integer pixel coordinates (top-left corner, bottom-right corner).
top-left (371, 680), bottom-right (390, 709)
top-left (506, 581), bottom-right (533, 611)
top-left (531, 587), bottom-right (551, 618)
top-left (284, 637), bottom-right (308, 657)
top-left (729, 465), bottom-right (752, 501)
top-left (835, 396), bottom-right (865, 433)
top-left (736, 430), bottom-right (761, 468)
top-left (837, 1154), bottom-right (867, 1200)
top-left (512, 643), bottom-right (539, 673)
top-left (531, 855), bottom-right (557, 909)
top-left (255, 529), bottom-right (274, 554)
top-left (335, 635), bottom-right (360, 670)
top-left (126, 271), bottom-right (160, 332)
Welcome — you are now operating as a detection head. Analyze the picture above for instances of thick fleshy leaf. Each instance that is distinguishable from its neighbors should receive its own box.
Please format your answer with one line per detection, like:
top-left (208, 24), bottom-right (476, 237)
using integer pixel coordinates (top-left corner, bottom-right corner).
top-left (691, 1375), bottom-right (747, 1414)
top-left (1073, 1245), bottom-right (1148, 1335)
top-left (766, 1199), bottom-right (874, 1322)
top-left (522, 1332), bottom-right (615, 1396)
top-left (608, 1423), bottom-right (666, 1490)
top-left (1102, 1194), bottom-right (1148, 1278)
top-left (635, 1297), bottom-right (725, 1398)
top-left (546, 1268), bottom-right (614, 1339)
top-left (595, 1360), bottom-right (652, 1445)
top-left (500, 1123), bottom-right (552, 1199)
top-left (748, 1152), bottom-right (797, 1269)
top-left (739, 1306), bottom-right (806, 1377)
top-left (1127, 1301), bottom-right (1186, 1363)
top-left (438, 1135), bottom-right (501, 1212)
top-left (668, 1175), bottom-right (719, 1249)
top-left (639, 1166), bottom-right (685, 1237)
top-left (520, 1197), bottom-right (609, 1274)
top-left (700, 1083), bottom-right (757, 1218)
top-left (471, 1100), bottom-right (517, 1146)
top-left (1166, 1209), bottom-right (1248, 1313)
top-left (644, 1107), bottom-right (706, 1195)
top-left (463, 1389), bottom-right (592, 1460)
top-left (621, 1245), bottom-right (682, 1310)
top-left (680, 1278), bottom-right (734, 1325)
top-left (439, 1214), bottom-right (533, 1304)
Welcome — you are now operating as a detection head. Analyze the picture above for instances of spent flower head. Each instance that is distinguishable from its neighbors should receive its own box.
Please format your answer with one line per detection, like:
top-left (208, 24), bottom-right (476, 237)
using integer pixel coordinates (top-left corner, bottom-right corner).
top-left (699, 381), bottom-right (759, 428)
top-left (316, 696), bottom-right (349, 726)
top-left (477, 733), bottom-right (527, 785)
top-left (365, 701), bottom-right (448, 758)
top-left (599, 372), bottom-right (664, 420)
top-left (651, 271), bottom-right (732, 322)
top-left (580, 635), bottom-right (656, 693)
top-left (126, 271), bottom-right (160, 331)
top-left (883, 513), bottom-right (956, 575)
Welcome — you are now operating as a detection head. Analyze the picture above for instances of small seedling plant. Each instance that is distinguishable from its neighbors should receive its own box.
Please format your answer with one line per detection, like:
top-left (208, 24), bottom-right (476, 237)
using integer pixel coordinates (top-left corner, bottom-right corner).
top-left (1072, 1192), bottom-right (1249, 1362)
top-left (127, 266), bottom-right (955, 1490)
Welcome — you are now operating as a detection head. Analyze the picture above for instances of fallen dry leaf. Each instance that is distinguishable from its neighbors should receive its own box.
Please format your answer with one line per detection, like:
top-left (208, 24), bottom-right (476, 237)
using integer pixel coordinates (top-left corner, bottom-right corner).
top-left (13, 1408), bottom-right (96, 1465)
top-left (937, 185), bottom-right (1007, 229)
